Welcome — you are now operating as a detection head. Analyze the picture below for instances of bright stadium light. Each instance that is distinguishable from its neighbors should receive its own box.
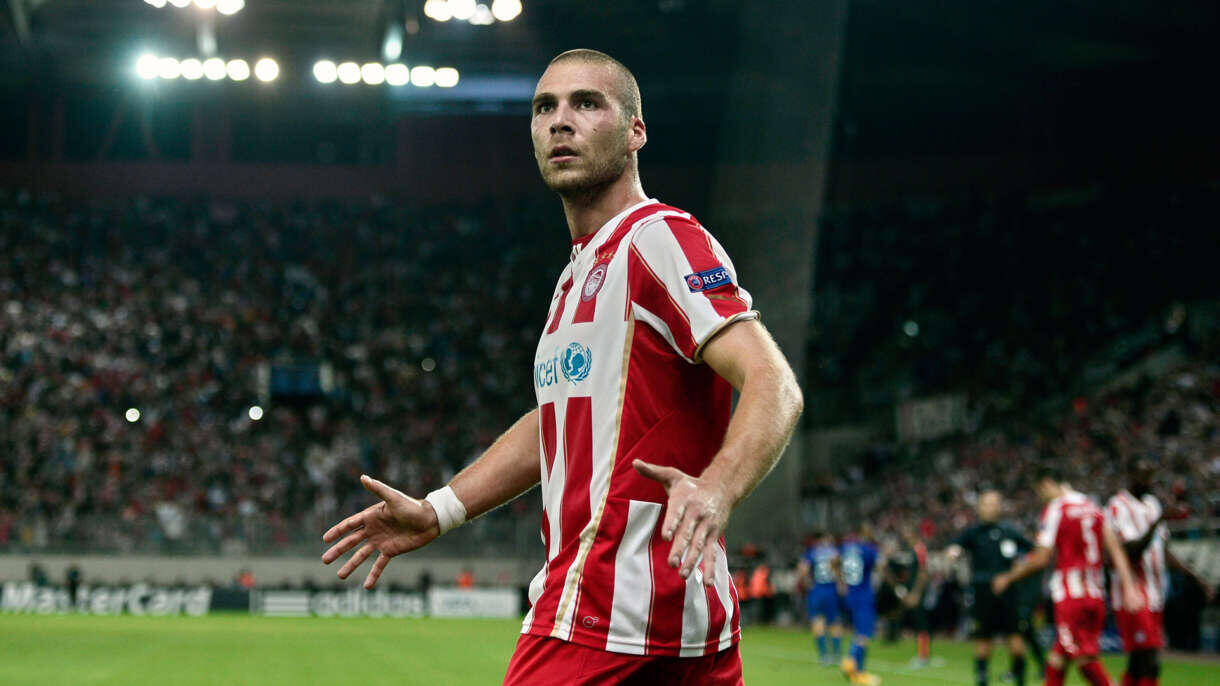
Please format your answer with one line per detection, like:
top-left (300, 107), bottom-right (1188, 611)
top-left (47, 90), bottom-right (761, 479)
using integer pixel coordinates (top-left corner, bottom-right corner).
top-left (136, 53), bottom-right (160, 80)
top-left (203, 57), bottom-right (226, 80)
top-left (382, 24), bottom-right (403, 61)
top-left (313, 60), bottom-right (338, 84)
top-left (410, 65), bottom-right (436, 87)
top-left (384, 63), bottom-right (409, 86)
top-left (144, 0), bottom-right (168, 8)
top-left (470, 4), bottom-right (494, 25)
top-left (434, 67), bottom-right (459, 88)
top-left (423, 0), bottom-right (452, 22)
top-left (216, 0), bottom-right (244, 15)
top-left (180, 58), bottom-right (204, 80)
top-left (157, 57), bottom-right (181, 79)
top-left (254, 57), bottom-right (279, 82)
top-left (168, 0), bottom-right (190, 7)
top-left (248, 405), bottom-right (264, 421)
top-left (226, 58), bottom-right (250, 81)
top-left (491, 0), bottom-right (521, 22)
top-left (337, 61), bottom-right (360, 85)
top-left (194, 0), bottom-right (216, 8)
top-left (125, 408), bottom-right (141, 423)
top-left (450, 0), bottom-right (476, 21)
top-left (361, 62), bottom-right (385, 85)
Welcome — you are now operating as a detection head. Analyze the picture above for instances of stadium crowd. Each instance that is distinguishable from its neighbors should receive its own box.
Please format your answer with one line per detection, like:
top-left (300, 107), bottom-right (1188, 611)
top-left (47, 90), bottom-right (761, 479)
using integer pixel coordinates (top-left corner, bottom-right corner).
top-left (0, 188), bottom-right (558, 554)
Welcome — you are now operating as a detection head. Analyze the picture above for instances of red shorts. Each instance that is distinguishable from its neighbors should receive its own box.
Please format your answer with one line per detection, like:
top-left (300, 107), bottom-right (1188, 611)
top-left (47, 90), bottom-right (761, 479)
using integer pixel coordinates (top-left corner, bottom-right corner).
top-left (1115, 608), bottom-right (1165, 651)
top-left (1051, 598), bottom-right (1105, 658)
top-left (502, 634), bottom-right (743, 686)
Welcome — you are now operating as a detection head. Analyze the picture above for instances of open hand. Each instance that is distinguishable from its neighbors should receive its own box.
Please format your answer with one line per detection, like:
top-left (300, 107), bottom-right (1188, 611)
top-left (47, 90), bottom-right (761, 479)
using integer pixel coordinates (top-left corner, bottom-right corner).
top-left (633, 459), bottom-right (729, 585)
top-left (1123, 585), bottom-right (1145, 612)
top-left (321, 475), bottom-right (440, 589)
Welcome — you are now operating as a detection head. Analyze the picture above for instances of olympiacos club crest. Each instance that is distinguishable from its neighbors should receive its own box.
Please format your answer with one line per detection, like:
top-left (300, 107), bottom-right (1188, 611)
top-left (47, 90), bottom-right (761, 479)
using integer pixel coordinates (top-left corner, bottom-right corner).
top-left (581, 263), bottom-right (608, 302)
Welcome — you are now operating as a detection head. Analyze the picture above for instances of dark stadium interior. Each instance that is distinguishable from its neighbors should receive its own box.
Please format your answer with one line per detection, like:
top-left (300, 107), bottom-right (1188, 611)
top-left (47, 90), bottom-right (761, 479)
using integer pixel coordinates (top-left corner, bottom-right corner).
top-left (2, 0), bottom-right (1220, 679)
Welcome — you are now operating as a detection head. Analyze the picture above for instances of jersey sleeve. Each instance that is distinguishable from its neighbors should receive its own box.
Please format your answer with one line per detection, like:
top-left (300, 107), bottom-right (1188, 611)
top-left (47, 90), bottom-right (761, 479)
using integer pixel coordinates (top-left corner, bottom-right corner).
top-left (627, 216), bottom-right (758, 363)
top-left (1105, 497), bottom-right (1142, 541)
top-left (1036, 503), bottom-right (1061, 549)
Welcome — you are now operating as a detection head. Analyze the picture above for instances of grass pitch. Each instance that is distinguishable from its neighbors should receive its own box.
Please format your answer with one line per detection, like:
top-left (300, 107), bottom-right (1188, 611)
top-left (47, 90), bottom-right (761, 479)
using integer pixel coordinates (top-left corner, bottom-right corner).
top-left (1, 613), bottom-right (1215, 685)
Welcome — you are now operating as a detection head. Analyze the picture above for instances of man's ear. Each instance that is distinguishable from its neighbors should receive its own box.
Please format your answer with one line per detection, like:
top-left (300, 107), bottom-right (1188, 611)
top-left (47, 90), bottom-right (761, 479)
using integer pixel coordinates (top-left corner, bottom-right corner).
top-left (628, 116), bottom-right (647, 153)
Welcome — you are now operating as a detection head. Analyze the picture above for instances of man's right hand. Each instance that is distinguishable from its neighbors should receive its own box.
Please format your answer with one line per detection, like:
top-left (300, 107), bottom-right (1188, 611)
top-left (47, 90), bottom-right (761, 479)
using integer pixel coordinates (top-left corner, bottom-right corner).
top-left (321, 474), bottom-right (440, 589)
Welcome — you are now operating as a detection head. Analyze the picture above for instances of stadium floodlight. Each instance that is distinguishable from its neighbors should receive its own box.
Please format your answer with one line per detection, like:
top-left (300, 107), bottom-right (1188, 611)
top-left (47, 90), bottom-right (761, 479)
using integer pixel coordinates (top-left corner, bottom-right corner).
top-left (254, 57), bottom-right (279, 82)
top-left (423, 0), bottom-right (452, 22)
top-left (216, 0), bottom-right (244, 15)
top-left (384, 63), bottom-right (409, 86)
top-left (194, 0), bottom-right (216, 9)
top-left (135, 53), bottom-right (160, 80)
top-left (168, 0), bottom-right (190, 7)
top-left (337, 61), bottom-right (360, 85)
top-left (410, 65), bottom-right (436, 87)
top-left (360, 62), bottom-right (385, 86)
top-left (421, 357), bottom-right (436, 372)
top-left (248, 405), bottom-right (264, 421)
top-left (382, 24), bottom-right (403, 62)
top-left (157, 57), bottom-right (181, 79)
top-left (470, 4), bottom-right (494, 25)
top-left (434, 67), bottom-right (459, 88)
top-left (203, 57), bottom-right (226, 80)
top-left (125, 408), bottom-right (141, 423)
top-left (490, 0), bottom-right (521, 22)
top-left (180, 58), bottom-right (204, 80)
top-left (450, 0), bottom-right (476, 21)
top-left (226, 58), bottom-right (250, 81)
top-left (313, 60), bottom-right (338, 84)
top-left (144, 0), bottom-right (168, 8)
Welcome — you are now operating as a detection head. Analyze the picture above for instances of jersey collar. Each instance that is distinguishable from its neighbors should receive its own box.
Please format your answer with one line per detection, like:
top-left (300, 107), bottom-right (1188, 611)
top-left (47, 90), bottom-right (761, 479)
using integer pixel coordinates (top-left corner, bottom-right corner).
top-left (569, 198), bottom-right (659, 262)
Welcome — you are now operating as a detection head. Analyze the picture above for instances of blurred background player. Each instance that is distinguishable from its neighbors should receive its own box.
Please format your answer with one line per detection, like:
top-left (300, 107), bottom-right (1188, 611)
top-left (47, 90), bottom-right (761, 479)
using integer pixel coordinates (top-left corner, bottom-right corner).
top-left (797, 530), bottom-right (843, 665)
top-left (993, 466), bottom-right (1143, 686)
top-left (1107, 458), bottom-right (1216, 686)
top-left (840, 524), bottom-right (881, 686)
top-left (946, 490), bottom-right (1033, 686)
top-left (882, 524), bottom-right (933, 668)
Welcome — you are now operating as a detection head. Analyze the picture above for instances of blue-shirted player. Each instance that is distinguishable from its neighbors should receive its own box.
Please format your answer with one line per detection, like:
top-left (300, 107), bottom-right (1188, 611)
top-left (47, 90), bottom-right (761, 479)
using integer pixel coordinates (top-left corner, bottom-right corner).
top-left (840, 524), bottom-right (881, 686)
top-left (797, 531), bottom-right (843, 665)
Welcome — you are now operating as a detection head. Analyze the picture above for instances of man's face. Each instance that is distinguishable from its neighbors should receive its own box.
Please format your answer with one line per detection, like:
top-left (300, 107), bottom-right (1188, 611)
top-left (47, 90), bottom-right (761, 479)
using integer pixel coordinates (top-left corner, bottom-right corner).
top-left (531, 61), bottom-right (636, 196)
top-left (978, 491), bottom-right (1002, 522)
top-left (1035, 478), bottom-right (1057, 502)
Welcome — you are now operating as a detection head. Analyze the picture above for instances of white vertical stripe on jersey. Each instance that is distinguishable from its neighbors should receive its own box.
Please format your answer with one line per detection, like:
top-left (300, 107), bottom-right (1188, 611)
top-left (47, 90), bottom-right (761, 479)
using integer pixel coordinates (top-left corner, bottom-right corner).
top-left (712, 544), bottom-right (736, 651)
top-left (605, 500), bottom-right (662, 655)
top-left (679, 567), bottom-right (711, 657)
top-left (1038, 500), bottom-right (1064, 549)
top-left (630, 303), bottom-right (682, 357)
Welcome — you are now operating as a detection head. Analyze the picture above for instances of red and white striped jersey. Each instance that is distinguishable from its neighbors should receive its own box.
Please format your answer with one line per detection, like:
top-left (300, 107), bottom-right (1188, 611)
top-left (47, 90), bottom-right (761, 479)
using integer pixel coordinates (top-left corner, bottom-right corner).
top-left (1105, 490), bottom-right (1168, 612)
top-left (1037, 489), bottom-right (1106, 604)
top-left (522, 198), bottom-right (756, 656)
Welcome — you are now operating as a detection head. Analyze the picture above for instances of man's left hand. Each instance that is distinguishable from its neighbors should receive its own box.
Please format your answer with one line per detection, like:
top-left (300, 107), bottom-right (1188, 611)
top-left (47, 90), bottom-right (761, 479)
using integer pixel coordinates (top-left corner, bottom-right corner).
top-left (634, 459), bottom-right (729, 585)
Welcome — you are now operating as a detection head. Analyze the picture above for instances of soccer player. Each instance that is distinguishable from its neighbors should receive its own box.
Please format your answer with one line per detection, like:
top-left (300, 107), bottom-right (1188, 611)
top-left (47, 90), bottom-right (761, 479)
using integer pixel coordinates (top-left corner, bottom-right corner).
top-left (320, 49), bottom-right (805, 685)
top-left (797, 531), bottom-right (843, 665)
top-left (840, 525), bottom-right (882, 686)
top-left (992, 466), bottom-right (1144, 686)
top-left (1106, 459), bottom-right (1215, 686)
top-left (946, 490), bottom-right (1033, 686)
top-left (884, 525), bottom-right (932, 668)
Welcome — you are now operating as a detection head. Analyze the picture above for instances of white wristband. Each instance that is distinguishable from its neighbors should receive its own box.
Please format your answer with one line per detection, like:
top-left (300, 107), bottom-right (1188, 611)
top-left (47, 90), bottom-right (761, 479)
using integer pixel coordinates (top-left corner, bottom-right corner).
top-left (425, 486), bottom-right (467, 535)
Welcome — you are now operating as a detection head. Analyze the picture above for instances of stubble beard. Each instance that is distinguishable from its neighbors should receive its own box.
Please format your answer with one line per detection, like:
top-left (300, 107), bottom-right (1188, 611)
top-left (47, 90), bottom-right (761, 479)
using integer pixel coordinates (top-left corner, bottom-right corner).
top-left (541, 150), bottom-right (629, 200)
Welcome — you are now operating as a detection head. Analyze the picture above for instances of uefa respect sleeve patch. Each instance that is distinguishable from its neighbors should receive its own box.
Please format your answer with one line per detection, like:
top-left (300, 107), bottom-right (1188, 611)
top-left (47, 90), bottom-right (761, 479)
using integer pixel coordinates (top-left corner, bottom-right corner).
top-left (684, 266), bottom-right (733, 292)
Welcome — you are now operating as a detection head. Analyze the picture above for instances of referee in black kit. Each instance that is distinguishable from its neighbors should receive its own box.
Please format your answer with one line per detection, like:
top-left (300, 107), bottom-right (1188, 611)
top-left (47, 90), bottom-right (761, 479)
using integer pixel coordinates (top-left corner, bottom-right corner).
top-left (945, 490), bottom-right (1033, 686)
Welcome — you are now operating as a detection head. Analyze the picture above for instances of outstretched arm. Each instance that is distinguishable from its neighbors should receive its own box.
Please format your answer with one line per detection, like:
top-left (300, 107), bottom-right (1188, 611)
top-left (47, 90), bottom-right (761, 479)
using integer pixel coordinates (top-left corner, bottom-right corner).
top-left (634, 319), bottom-right (803, 584)
top-left (992, 546), bottom-right (1052, 594)
top-left (1167, 548), bottom-right (1215, 603)
top-left (321, 409), bottom-right (541, 588)
top-left (1102, 523), bottom-right (1146, 611)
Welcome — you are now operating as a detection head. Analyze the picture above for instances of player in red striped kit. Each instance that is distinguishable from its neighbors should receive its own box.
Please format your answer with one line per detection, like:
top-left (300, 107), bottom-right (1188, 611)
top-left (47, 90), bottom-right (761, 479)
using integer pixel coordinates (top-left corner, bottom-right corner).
top-left (993, 466), bottom-right (1143, 686)
top-left (320, 49), bottom-right (804, 685)
top-left (1106, 459), bottom-right (1215, 686)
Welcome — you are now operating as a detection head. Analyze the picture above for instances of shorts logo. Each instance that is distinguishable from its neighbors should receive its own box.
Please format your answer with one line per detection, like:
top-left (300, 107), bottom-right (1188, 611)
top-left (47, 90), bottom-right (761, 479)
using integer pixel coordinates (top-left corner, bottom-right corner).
top-left (581, 615), bottom-right (600, 628)
top-left (581, 263), bottom-right (607, 302)
top-left (684, 266), bottom-right (732, 292)
top-left (560, 342), bottom-right (592, 383)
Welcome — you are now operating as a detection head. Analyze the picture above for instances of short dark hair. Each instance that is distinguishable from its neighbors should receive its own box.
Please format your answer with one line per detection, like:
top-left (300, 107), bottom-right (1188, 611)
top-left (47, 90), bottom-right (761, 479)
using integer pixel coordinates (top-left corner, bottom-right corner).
top-left (548, 49), bottom-right (642, 122)
top-left (1034, 464), bottom-right (1064, 484)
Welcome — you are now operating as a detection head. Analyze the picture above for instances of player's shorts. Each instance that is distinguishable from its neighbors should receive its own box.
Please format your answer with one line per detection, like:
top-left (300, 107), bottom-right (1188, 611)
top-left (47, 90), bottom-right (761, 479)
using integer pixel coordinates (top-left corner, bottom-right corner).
top-left (806, 586), bottom-right (840, 623)
top-left (971, 583), bottom-right (1019, 639)
top-left (1051, 598), bottom-right (1105, 659)
top-left (846, 593), bottom-right (876, 639)
top-left (502, 634), bottom-right (743, 686)
top-left (1115, 608), bottom-right (1165, 652)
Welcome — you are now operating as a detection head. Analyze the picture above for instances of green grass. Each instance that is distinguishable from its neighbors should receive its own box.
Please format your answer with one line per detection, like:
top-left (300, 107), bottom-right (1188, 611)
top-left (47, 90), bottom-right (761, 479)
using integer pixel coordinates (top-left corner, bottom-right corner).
top-left (0, 613), bottom-right (1215, 685)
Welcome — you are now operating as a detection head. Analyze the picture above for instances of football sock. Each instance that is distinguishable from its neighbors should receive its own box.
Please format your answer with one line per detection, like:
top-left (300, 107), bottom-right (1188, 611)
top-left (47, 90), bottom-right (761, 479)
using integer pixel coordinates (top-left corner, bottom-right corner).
top-left (832, 636), bottom-right (842, 659)
top-left (1136, 679), bottom-right (1158, 686)
top-left (1011, 655), bottom-right (1026, 686)
top-left (1122, 674), bottom-right (1135, 686)
top-left (1080, 660), bottom-right (1113, 686)
top-left (974, 656), bottom-right (988, 686)
top-left (851, 643), bottom-right (867, 671)
top-left (816, 634), bottom-right (827, 658)
top-left (1045, 664), bottom-right (1066, 686)
top-left (918, 632), bottom-right (931, 660)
